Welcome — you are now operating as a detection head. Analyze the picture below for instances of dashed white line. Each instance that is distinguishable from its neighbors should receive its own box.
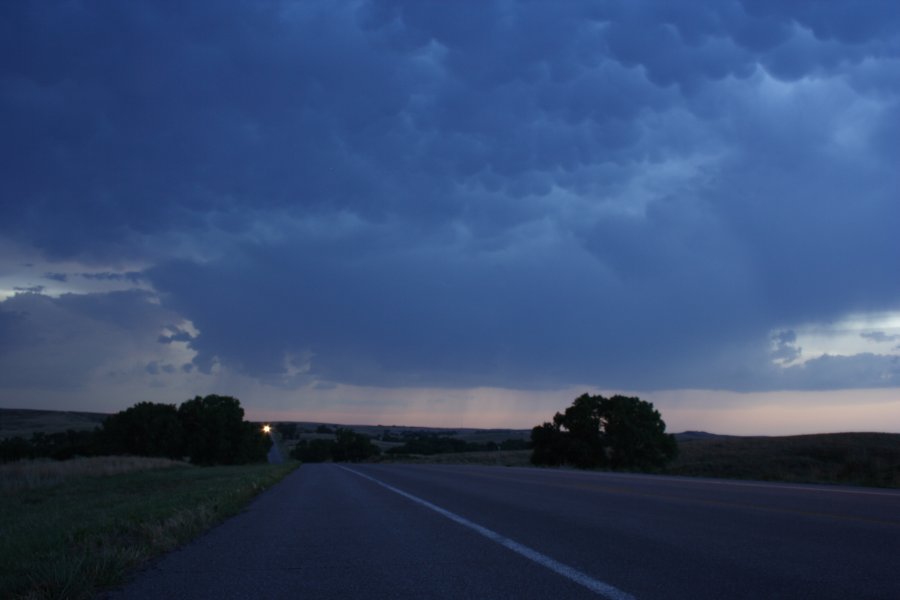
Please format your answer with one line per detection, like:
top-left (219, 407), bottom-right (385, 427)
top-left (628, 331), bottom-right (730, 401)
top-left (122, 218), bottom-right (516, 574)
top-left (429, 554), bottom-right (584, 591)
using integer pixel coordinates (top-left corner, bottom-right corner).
top-left (339, 466), bottom-right (636, 600)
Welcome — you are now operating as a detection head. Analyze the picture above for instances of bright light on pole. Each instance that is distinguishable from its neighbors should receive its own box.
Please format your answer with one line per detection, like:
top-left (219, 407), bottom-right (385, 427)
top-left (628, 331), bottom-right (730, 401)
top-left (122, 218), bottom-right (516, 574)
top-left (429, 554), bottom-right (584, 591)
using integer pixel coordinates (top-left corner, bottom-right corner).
top-left (262, 424), bottom-right (271, 434)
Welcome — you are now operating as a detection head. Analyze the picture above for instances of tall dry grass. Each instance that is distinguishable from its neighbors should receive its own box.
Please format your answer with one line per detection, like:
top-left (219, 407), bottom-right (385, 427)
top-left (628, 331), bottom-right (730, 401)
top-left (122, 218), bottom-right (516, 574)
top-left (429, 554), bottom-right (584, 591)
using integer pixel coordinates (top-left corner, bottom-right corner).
top-left (0, 455), bottom-right (188, 493)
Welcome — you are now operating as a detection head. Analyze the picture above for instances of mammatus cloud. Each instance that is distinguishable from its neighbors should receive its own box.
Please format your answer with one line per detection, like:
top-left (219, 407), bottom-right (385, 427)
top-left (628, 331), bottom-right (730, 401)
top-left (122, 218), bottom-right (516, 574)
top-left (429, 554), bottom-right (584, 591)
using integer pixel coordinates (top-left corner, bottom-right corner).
top-left (1, 1), bottom-right (899, 407)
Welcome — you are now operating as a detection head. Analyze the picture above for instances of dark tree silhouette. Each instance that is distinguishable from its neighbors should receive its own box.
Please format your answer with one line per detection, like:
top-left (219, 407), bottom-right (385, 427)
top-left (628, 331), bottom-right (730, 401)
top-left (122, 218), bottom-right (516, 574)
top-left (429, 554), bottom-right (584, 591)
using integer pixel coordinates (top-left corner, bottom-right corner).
top-left (0, 436), bottom-right (32, 462)
top-left (100, 401), bottom-right (184, 459)
top-left (289, 428), bottom-right (380, 462)
top-left (601, 395), bottom-right (678, 470)
top-left (531, 393), bottom-right (677, 470)
top-left (290, 439), bottom-right (335, 462)
top-left (0, 430), bottom-right (99, 462)
top-left (3, 396), bottom-right (270, 466)
top-left (331, 428), bottom-right (381, 462)
top-left (178, 395), bottom-right (270, 465)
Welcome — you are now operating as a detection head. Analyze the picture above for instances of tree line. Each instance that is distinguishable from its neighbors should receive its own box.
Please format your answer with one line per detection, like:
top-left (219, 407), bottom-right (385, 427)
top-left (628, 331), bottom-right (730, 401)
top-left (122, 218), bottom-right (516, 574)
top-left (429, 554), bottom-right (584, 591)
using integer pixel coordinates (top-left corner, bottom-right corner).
top-left (290, 428), bottom-right (381, 462)
top-left (385, 433), bottom-right (528, 456)
top-left (2, 391), bottom-right (678, 469)
top-left (0, 395), bottom-right (270, 466)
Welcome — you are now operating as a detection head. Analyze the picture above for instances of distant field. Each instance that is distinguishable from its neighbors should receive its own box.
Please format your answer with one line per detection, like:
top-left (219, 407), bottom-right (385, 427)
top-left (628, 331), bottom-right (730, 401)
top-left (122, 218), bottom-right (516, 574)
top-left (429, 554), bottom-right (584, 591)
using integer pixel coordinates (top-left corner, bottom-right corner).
top-left (0, 408), bottom-right (108, 439)
top-left (668, 432), bottom-right (900, 488)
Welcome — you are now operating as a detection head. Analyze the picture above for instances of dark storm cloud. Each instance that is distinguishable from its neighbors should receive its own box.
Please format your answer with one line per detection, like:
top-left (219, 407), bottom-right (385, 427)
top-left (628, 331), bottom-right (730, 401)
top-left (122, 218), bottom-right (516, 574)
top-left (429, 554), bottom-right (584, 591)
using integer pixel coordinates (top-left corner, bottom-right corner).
top-left (779, 353), bottom-right (900, 390)
top-left (861, 332), bottom-right (900, 343)
top-left (771, 330), bottom-right (801, 364)
top-left (2, 1), bottom-right (899, 392)
top-left (145, 361), bottom-right (177, 376)
top-left (0, 306), bottom-right (27, 354)
top-left (80, 271), bottom-right (144, 283)
top-left (0, 290), bottom-right (184, 390)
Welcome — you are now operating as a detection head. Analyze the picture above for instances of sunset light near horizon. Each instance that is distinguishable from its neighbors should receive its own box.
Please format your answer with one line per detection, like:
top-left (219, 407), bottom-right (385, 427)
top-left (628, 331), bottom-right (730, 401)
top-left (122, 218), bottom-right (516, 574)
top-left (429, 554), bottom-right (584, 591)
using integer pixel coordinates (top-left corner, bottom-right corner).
top-left (1, 1), bottom-right (899, 435)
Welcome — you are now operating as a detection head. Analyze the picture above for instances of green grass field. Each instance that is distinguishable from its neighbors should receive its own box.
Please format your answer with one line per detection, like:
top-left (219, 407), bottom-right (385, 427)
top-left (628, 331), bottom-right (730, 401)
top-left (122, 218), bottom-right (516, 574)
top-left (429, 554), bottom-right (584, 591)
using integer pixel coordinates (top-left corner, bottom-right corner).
top-left (0, 457), bottom-right (298, 600)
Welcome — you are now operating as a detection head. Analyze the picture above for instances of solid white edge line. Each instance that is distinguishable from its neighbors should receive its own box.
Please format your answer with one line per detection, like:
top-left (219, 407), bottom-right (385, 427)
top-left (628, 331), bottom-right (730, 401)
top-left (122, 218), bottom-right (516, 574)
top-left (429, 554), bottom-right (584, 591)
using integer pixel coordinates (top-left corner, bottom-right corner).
top-left (339, 466), bottom-right (636, 600)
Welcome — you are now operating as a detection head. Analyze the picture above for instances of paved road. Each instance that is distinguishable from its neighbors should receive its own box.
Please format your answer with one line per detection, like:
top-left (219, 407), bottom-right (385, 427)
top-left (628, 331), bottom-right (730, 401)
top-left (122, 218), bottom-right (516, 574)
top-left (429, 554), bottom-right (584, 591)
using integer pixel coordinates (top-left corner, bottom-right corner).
top-left (266, 436), bottom-right (284, 464)
top-left (108, 464), bottom-right (900, 599)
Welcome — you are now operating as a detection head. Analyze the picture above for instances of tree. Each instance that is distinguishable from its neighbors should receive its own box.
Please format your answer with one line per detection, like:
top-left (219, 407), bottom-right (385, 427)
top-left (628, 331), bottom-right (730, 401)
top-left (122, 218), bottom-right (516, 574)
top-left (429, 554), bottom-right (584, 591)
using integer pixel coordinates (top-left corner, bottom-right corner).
top-left (0, 436), bottom-right (32, 463)
top-left (289, 428), bottom-right (380, 463)
top-left (601, 395), bottom-right (678, 470)
top-left (331, 428), bottom-right (381, 462)
top-left (3, 396), bottom-right (269, 466)
top-left (1, 429), bottom-right (101, 463)
top-left (531, 393), bottom-right (677, 470)
top-left (290, 439), bottom-right (335, 462)
top-left (178, 395), bottom-right (270, 465)
top-left (100, 402), bottom-right (184, 459)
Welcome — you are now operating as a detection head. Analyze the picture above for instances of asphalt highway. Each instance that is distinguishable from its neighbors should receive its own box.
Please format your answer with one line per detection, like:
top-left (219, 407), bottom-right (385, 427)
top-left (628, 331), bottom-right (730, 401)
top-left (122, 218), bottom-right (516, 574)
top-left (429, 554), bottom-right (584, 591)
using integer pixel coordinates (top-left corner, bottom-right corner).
top-left (266, 438), bottom-right (284, 464)
top-left (108, 464), bottom-right (900, 599)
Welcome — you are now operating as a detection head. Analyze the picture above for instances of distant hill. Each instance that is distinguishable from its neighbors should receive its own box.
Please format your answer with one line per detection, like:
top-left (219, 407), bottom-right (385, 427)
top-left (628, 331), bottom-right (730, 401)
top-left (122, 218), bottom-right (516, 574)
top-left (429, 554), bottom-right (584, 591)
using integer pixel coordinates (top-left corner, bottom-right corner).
top-left (0, 408), bottom-right (108, 440)
top-left (674, 430), bottom-right (738, 442)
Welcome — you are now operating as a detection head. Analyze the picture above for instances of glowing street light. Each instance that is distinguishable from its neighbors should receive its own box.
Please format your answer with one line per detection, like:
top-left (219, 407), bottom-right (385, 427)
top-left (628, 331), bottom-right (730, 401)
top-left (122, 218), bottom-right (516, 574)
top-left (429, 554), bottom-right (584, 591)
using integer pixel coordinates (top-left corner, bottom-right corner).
top-left (262, 424), bottom-right (272, 434)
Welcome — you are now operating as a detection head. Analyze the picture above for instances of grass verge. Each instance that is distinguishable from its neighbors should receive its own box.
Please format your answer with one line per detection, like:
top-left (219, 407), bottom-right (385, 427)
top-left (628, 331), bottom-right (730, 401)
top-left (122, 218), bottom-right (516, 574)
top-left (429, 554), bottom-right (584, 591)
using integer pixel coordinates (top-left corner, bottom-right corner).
top-left (0, 458), bottom-right (299, 599)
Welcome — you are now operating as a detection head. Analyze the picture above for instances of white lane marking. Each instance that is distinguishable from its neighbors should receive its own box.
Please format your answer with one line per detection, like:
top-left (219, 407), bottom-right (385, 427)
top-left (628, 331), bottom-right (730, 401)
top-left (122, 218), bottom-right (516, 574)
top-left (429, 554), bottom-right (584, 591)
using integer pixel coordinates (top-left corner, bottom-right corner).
top-left (339, 466), bottom-right (636, 600)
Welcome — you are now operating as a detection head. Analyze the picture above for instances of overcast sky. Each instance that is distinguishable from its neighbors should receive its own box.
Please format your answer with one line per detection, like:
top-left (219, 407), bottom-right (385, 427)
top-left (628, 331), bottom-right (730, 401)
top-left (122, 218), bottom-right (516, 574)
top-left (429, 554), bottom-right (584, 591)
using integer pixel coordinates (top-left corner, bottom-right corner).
top-left (2, 1), bottom-right (899, 434)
